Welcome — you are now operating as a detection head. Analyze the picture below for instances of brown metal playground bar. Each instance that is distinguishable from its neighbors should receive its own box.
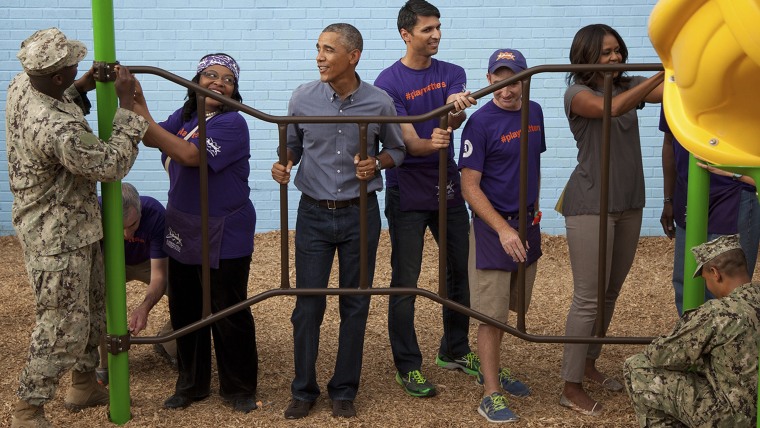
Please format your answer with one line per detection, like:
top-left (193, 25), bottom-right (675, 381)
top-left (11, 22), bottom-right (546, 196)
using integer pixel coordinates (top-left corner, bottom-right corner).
top-left (121, 61), bottom-right (664, 360)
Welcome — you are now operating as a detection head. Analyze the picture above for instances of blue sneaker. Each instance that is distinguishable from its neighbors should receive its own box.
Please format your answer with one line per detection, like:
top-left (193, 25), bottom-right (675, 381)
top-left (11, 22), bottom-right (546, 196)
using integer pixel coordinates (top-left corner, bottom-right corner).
top-left (478, 392), bottom-right (519, 423)
top-left (476, 367), bottom-right (530, 397)
top-left (435, 352), bottom-right (480, 376)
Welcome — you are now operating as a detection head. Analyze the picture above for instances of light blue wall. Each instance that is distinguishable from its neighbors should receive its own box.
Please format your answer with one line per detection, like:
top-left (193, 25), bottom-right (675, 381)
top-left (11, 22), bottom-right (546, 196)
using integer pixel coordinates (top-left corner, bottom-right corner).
top-left (0, 0), bottom-right (665, 236)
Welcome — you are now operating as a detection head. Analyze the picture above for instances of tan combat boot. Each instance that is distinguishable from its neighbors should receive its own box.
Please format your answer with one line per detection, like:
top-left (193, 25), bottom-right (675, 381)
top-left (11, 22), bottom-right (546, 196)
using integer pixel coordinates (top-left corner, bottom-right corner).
top-left (63, 370), bottom-right (110, 412)
top-left (11, 399), bottom-right (54, 428)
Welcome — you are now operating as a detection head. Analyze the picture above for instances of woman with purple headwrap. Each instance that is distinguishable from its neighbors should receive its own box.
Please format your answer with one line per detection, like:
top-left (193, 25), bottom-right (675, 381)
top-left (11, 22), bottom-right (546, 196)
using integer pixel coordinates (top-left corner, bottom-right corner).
top-left (136, 53), bottom-right (258, 413)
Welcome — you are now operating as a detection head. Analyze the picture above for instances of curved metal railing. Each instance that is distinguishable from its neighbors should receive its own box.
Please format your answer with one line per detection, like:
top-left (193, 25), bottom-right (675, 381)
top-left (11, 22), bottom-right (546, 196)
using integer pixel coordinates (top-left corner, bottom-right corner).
top-left (127, 62), bottom-right (664, 351)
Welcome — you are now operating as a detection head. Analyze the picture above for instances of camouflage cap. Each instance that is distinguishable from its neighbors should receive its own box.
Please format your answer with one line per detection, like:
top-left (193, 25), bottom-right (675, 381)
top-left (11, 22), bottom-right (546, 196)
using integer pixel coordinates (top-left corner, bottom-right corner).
top-left (17, 28), bottom-right (87, 76)
top-left (691, 234), bottom-right (742, 278)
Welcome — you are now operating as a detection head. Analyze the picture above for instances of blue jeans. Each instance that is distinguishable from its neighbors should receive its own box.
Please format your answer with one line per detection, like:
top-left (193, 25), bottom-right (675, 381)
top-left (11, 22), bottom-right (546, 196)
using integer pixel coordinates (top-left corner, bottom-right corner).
top-left (672, 189), bottom-right (760, 316)
top-left (290, 193), bottom-right (380, 402)
top-left (385, 187), bottom-right (472, 374)
top-left (738, 189), bottom-right (760, 276)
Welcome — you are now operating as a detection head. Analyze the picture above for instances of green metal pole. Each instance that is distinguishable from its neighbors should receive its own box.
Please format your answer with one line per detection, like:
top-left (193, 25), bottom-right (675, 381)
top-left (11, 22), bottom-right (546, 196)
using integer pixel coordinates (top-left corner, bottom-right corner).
top-left (682, 153), bottom-right (709, 312)
top-left (92, 0), bottom-right (131, 424)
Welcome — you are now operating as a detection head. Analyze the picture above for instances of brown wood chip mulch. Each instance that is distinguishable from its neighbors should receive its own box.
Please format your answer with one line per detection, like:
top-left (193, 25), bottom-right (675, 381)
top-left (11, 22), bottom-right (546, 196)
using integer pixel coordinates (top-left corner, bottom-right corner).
top-left (2, 232), bottom-right (757, 427)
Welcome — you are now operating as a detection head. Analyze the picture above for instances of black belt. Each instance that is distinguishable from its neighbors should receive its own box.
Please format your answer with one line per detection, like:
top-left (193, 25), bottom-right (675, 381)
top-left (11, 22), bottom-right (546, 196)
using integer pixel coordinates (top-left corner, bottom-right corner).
top-left (473, 209), bottom-right (534, 221)
top-left (302, 192), bottom-right (376, 209)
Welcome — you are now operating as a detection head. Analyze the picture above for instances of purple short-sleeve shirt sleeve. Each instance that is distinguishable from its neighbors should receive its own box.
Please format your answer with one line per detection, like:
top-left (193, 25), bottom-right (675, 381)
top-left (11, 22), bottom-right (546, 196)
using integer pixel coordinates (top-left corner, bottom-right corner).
top-left (124, 196), bottom-right (167, 265)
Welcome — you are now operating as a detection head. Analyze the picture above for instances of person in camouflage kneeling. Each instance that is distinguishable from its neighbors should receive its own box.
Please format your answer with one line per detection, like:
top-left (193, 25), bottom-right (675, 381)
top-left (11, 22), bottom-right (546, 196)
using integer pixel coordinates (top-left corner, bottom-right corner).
top-left (623, 234), bottom-right (760, 427)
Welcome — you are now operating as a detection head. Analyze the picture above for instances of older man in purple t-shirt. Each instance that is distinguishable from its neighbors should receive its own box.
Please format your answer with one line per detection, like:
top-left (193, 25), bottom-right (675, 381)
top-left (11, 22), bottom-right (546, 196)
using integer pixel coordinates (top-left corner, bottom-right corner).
top-left (96, 183), bottom-right (173, 385)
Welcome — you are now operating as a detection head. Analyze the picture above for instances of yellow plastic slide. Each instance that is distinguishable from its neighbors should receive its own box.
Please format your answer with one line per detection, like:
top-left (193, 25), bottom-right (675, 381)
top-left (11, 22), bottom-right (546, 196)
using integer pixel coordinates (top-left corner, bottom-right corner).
top-left (649, 0), bottom-right (760, 167)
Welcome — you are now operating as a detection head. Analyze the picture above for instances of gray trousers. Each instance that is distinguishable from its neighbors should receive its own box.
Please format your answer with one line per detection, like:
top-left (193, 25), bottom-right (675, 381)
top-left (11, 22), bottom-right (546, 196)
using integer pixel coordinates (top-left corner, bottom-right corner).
top-left (125, 259), bottom-right (151, 284)
top-left (561, 209), bottom-right (642, 383)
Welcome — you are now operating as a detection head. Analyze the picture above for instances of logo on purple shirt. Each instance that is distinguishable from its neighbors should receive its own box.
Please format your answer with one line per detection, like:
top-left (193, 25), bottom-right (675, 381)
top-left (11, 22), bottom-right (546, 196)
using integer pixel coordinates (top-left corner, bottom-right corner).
top-left (166, 227), bottom-right (182, 253)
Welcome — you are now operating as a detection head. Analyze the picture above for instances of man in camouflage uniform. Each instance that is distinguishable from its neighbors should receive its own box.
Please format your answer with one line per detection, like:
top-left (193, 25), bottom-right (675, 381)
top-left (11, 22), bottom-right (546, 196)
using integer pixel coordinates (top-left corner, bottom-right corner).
top-left (6, 28), bottom-right (149, 427)
top-left (623, 234), bottom-right (759, 427)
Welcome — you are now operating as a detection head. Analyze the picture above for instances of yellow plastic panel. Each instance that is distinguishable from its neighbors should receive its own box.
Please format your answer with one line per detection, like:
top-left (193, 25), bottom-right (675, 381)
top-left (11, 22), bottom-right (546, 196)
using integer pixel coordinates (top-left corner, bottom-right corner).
top-left (649, 0), bottom-right (760, 166)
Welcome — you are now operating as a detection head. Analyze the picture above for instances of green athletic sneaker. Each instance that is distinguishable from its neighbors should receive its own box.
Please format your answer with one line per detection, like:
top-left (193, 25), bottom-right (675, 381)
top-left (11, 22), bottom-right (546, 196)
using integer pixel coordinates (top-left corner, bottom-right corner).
top-left (395, 370), bottom-right (437, 397)
top-left (436, 352), bottom-right (480, 376)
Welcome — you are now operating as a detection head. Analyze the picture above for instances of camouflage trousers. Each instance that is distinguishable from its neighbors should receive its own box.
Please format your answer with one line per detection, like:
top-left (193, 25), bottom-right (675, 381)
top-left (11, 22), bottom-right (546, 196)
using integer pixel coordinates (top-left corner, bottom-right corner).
top-left (623, 353), bottom-right (747, 428)
top-left (18, 243), bottom-right (105, 406)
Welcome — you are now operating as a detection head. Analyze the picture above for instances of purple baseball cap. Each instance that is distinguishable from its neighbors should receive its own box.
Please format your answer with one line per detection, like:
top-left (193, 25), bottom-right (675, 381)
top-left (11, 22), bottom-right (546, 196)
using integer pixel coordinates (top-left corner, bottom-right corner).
top-left (488, 49), bottom-right (527, 74)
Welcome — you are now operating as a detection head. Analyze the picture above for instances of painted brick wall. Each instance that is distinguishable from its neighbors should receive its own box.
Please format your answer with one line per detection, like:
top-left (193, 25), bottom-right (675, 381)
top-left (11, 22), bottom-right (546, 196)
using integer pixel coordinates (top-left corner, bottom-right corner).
top-left (0, 0), bottom-right (666, 236)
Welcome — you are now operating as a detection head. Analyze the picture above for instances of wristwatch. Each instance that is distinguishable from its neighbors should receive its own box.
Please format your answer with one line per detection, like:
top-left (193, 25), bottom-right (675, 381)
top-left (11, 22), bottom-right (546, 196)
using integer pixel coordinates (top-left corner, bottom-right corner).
top-left (732, 173), bottom-right (743, 181)
top-left (375, 157), bottom-right (382, 172)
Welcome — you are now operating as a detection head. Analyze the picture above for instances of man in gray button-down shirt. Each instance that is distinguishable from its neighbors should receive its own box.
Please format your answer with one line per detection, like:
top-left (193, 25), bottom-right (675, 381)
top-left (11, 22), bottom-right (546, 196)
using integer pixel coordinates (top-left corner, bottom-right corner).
top-left (271, 22), bottom-right (405, 420)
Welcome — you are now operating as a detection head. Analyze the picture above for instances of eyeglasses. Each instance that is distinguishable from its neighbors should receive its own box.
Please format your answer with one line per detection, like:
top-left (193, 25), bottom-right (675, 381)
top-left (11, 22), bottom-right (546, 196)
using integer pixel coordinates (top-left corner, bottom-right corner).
top-left (200, 70), bottom-right (236, 86)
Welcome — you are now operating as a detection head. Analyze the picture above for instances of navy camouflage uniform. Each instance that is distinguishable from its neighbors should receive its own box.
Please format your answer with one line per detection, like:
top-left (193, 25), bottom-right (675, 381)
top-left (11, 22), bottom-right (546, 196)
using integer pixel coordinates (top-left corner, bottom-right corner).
top-left (624, 282), bottom-right (760, 427)
top-left (6, 61), bottom-right (148, 405)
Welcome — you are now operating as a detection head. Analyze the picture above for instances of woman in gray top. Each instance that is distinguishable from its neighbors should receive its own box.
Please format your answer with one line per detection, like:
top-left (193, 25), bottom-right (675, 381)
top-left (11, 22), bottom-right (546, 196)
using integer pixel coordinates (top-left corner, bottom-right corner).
top-left (558, 23), bottom-right (664, 416)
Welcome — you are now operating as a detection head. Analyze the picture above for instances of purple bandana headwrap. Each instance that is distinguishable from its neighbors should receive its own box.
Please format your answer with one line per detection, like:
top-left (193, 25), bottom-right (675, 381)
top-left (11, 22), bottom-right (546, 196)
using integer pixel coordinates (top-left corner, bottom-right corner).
top-left (197, 54), bottom-right (240, 81)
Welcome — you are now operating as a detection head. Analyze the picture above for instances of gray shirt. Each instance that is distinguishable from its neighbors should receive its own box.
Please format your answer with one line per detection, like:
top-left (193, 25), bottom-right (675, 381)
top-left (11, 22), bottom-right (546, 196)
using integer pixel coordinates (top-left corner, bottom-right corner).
top-left (562, 75), bottom-right (647, 215)
top-left (287, 76), bottom-right (406, 200)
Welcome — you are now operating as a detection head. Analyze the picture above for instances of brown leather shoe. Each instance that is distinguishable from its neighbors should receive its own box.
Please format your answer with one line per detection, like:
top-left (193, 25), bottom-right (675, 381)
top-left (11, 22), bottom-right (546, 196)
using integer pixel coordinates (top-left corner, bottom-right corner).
top-left (331, 400), bottom-right (356, 418)
top-left (284, 398), bottom-right (314, 419)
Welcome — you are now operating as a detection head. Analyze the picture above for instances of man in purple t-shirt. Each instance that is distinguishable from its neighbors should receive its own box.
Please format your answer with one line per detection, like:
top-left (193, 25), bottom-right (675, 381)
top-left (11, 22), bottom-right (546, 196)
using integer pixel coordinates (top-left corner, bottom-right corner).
top-left (459, 49), bottom-right (545, 423)
top-left (374, 0), bottom-right (478, 399)
top-left (659, 107), bottom-right (760, 316)
top-left (97, 183), bottom-right (173, 385)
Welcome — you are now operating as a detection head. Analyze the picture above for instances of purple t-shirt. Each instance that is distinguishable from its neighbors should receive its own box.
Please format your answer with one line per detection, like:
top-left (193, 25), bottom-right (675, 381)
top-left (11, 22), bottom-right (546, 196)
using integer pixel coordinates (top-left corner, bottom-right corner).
top-left (375, 59), bottom-right (467, 208)
top-left (124, 196), bottom-right (167, 265)
top-left (459, 99), bottom-right (546, 213)
top-left (160, 109), bottom-right (255, 259)
top-left (459, 99), bottom-right (546, 271)
top-left (659, 108), bottom-right (751, 234)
